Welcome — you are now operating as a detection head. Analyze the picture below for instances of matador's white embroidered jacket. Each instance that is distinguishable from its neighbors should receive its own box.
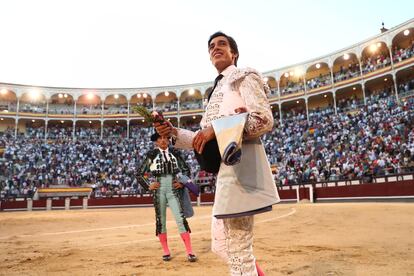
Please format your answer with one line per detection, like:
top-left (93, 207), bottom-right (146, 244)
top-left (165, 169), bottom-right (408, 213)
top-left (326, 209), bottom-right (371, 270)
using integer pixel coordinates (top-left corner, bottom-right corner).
top-left (175, 65), bottom-right (280, 217)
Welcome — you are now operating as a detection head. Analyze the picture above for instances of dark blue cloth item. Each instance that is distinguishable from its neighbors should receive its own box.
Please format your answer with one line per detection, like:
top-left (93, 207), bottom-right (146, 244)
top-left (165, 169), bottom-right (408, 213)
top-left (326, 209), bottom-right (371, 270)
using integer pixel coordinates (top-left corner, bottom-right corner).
top-left (179, 188), bottom-right (194, 218)
top-left (214, 205), bottom-right (273, 219)
top-left (223, 141), bottom-right (242, 166)
top-left (184, 182), bottom-right (200, 196)
top-left (194, 138), bottom-right (221, 173)
top-left (176, 173), bottom-right (200, 196)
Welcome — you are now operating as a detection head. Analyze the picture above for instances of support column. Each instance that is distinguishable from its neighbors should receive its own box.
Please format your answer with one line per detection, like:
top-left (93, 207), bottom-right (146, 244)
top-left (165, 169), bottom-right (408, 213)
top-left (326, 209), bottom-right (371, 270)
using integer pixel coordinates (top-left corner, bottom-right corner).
top-left (73, 100), bottom-right (77, 139)
top-left (305, 98), bottom-right (309, 123)
top-left (392, 73), bottom-right (399, 102)
top-left (100, 120), bottom-right (104, 139)
top-left (127, 120), bottom-right (130, 139)
top-left (15, 119), bottom-right (18, 138)
top-left (388, 43), bottom-right (395, 69)
top-left (177, 96), bottom-right (180, 116)
top-left (361, 83), bottom-right (367, 105)
top-left (387, 44), bottom-right (399, 102)
top-left (82, 197), bottom-right (88, 209)
top-left (307, 185), bottom-right (314, 203)
top-left (127, 99), bottom-right (130, 119)
top-left (358, 56), bottom-right (364, 77)
top-left (15, 97), bottom-right (20, 138)
top-left (46, 198), bottom-right (52, 211)
top-left (357, 56), bottom-right (366, 105)
top-left (27, 198), bottom-right (33, 211)
top-left (44, 120), bottom-right (48, 141)
top-left (277, 75), bottom-right (282, 126)
top-left (16, 97), bottom-right (20, 115)
top-left (72, 120), bottom-right (76, 139)
top-left (73, 100), bottom-right (77, 117)
top-left (65, 197), bottom-right (70, 210)
top-left (46, 98), bottom-right (49, 116)
top-left (333, 91), bottom-right (338, 115)
top-left (176, 93), bottom-right (180, 129)
top-left (303, 75), bottom-right (307, 95)
top-left (279, 103), bottom-right (283, 126)
top-left (276, 75), bottom-right (281, 100)
top-left (329, 65), bottom-right (335, 88)
top-left (295, 186), bottom-right (300, 203)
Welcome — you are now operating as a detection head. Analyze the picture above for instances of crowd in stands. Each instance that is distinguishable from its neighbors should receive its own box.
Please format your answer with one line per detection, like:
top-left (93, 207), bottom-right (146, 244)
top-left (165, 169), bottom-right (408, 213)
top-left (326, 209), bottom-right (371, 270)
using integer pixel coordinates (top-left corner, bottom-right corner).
top-left (154, 101), bottom-right (178, 112)
top-left (47, 126), bottom-right (73, 139)
top-left (393, 40), bottom-right (414, 63)
top-left (19, 103), bottom-right (46, 114)
top-left (282, 109), bottom-right (307, 124)
top-left (0, 102), bottom-right (17, 112)
top-left (308, 106), bottom-right (335, 121)
top-left (268, 88), bottom-right (279, 97)
top-left (1, 135), bottom-right (145, 198)
top-left (306, 73), bottom-right (332, 90)
top-left (48, 103), bottom-right (74, 115)
top-left (0, 123), bottom-right (201, 199)
top-left (23, 127), bottom-right (45, 139)
top-left (77, 104), bottom-right (102, 115)
top-left (180, 101), bottom-right (203, 110)
top-left (336, 96), bottom-right (365, 113)
top-left (398, 79), bottom-right (414, 96)
top-left (333, 63), bottom-right (360, 82)
top-left (103, 105), bottom-right (128, 114)
top-left (102, 125), bottom-right (127, 138)
top-left (264, 92), bottom-right (414, 185)
top-left (2, 75), bottom-right (414, 199)
top-left (281, 79), bottom-right (305, 96)
top-left (361, 53), bottom-right (391, 74)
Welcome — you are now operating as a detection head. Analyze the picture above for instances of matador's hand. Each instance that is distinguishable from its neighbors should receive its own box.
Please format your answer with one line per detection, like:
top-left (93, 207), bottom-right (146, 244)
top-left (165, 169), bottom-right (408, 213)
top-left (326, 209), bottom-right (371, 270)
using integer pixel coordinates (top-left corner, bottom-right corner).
top-left (149, 182), bottom-right (160, 190)
top-left (154, 121), bottom-right (176, 138)
top-left (193, 126), bottom-right (215, 154)
top-left (234, 107), bottom-right (248, 114)
top-left (173, 181), bottom-right (183, 189)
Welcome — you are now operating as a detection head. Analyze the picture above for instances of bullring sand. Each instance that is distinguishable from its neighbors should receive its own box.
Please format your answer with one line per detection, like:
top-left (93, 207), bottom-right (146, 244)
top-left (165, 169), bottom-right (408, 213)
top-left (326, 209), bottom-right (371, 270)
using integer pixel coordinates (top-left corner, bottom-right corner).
top-left (0, 203), bottom-right (413, 275)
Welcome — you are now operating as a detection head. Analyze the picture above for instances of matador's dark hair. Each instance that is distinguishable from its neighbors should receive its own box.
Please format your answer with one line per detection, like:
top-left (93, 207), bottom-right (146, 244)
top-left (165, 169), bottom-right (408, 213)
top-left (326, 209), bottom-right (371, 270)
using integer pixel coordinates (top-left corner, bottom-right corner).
top-left (208, 31), bottom-right (239, 66)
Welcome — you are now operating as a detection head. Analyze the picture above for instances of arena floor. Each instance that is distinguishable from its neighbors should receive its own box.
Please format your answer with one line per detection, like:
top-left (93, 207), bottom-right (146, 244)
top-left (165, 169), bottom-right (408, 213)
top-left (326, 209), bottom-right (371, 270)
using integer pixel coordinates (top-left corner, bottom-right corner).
top-left (0, 203), bottom-right (413, 276)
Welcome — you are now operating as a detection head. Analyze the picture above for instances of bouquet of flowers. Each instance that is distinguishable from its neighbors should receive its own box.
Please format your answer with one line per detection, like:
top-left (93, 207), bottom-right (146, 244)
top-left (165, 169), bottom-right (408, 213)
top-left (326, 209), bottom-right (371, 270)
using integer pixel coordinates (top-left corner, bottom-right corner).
top-left (132, 106), bottom-right (165, 124)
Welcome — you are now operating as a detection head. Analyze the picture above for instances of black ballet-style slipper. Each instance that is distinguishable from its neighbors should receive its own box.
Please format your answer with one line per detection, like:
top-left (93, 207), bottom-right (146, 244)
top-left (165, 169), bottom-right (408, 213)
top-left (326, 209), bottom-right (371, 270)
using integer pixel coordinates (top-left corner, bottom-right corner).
top-left (187, 254), bottom-right (197, 262)
top-left (162, 254), bottom-right (171, 261)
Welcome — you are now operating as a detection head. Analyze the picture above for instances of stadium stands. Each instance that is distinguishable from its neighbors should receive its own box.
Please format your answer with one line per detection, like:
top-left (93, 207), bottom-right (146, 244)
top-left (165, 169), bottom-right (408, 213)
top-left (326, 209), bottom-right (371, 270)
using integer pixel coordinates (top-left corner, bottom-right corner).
top-left (1, 18), bottom-right (414, 199)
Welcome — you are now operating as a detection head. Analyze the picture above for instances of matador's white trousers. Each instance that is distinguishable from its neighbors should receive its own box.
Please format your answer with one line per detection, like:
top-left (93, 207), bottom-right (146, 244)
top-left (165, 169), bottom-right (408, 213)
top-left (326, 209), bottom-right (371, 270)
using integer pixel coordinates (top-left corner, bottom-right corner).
top-left (211, 216), bottom-right (257, 276)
